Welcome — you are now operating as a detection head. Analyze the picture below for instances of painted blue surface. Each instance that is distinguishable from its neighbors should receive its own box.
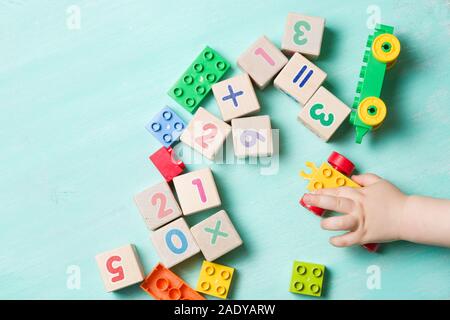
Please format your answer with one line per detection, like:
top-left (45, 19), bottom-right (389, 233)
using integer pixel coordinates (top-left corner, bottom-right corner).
top-left (0, 0), bottom-right (449, 299)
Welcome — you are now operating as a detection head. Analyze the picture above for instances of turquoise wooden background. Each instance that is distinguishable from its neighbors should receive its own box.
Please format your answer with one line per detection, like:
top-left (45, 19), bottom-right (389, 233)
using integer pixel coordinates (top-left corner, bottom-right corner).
top-left (1, 0), bottom-right (449, 299)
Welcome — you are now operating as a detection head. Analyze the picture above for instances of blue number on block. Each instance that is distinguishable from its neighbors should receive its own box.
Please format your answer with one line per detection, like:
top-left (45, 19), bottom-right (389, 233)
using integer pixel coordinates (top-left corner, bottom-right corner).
top-left (165, 229), bottom-right (188, 254)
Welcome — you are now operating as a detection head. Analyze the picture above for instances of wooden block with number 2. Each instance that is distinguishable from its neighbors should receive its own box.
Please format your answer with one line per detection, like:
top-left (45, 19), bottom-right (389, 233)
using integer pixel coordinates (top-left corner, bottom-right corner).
top-left (180, 107), bottom-right (231, 160)
top-left (95, 244), bottom-right (145, 292)
top-left (282, 13), bottom-right (326, 59)
top-left (134, 181), bottom-right (183, 231)
top-left (173, 167), bottom-right (222, 215)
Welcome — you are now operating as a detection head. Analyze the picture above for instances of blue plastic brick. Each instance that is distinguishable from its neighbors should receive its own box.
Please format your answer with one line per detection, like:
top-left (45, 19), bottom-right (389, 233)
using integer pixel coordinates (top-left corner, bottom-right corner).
top-left (146, 106), bottom-right (186, 147)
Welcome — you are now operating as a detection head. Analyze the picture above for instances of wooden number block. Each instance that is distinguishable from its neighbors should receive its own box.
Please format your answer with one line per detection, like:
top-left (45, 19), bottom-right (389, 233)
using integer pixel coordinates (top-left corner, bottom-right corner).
top-left (173, 167), bottom-right (221, 215)
top-left (180, 107), bottom-right (231, 160)
top-left (150, 218), bottom-right (200, 268)
top-left (237, 36), bottom-right (288, 89)
top-left (282, 13), bottom-right (326, 59)
top-left (190, 210), bottom-right (243, 261)
top-left (212, 73), bottom-right (261, 122)
top-left (134, 181), bottom-right (183, 231)
top-left (95, 244), bottom-right (145, 292)
top-left (298, 86), bottom-right (351, 141)
top-left (274, 52), bottom-right (326, 106)
top-left (231, 115), bottom-right (273, 158)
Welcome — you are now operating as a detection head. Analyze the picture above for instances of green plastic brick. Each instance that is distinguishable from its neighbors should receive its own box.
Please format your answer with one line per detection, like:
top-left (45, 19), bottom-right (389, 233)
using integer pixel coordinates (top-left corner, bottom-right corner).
top-left (168, 46), bottom-right (230, 114)
top-left (289, 261), bottom-right (325, 297)
top-left (350, 24), bottom-right (395, 144)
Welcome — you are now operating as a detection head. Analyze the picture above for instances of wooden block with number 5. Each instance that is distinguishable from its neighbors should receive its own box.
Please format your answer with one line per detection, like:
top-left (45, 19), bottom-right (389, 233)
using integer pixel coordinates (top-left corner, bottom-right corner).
top-left (282, 13), bottom-right (326, 59)
top-left (298, 86), bottom-right (351, 141)
top-left (173, 167), bottom-right (221, 215)
top-left (237, 36), bottom-right (288, 89)
top-left (95, 244), bottom-right (145, 292)
top-left (151, 218), bottom-right (200, 268)
top-left (180, 107), bottom-right (231, 160)
top-left (134, 181), bottom-right (183, 231)
top-left (231, 115), bottom-right (273, 158)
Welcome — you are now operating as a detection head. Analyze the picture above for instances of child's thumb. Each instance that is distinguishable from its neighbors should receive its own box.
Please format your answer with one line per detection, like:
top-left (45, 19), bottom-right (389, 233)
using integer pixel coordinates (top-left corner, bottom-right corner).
top-left (351, 173), bottom-right (382, 186)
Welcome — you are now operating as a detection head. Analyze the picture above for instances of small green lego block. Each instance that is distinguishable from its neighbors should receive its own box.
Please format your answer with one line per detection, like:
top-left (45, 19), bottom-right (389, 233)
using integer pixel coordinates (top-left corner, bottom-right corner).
top-left (289, 261), bottom-right (325, 297)
top-left (168, 46), bottom-right (230, 114)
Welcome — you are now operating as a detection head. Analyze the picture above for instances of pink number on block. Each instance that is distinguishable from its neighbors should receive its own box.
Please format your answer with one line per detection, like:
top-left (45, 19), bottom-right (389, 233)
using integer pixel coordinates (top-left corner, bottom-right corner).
top-left (106, 255), bottom-right (124, 283)
top-left (151, 192), bottom-right (173, 219)
top-left (254, 47), bottom-right (275, 66)
top-left (192, 178), bottom-right (207, 203)
top-left (195, 123), bottom-right (218, 149)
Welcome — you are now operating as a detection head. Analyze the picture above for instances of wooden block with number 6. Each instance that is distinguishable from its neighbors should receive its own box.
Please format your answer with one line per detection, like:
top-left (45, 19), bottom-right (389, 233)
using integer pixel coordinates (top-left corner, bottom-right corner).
top-left (151, 218), bottom-right (200, 268)
top-left (282, 13), bottom-right (326, 59)
top-left (134, 181), bottom-right (183, 231)
top-left (173, 167), bottom-right (221, 215)
top-left (180, 107), bottom-right (231, 160)
top-left (231, 115), bottom-right (273, 158)
top-left (190, 210), bottom-right (243, 261)
top-left (237, 36), bottom-right (288, 89)
top-left (298, 86), bottom-right (351, 141)
top-left (95, 244), bottom-right (145, 292)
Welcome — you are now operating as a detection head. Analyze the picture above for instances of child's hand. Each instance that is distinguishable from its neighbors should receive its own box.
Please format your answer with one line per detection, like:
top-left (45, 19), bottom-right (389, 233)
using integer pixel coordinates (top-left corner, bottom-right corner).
top-left (302, 174), bottom-right (408, 247)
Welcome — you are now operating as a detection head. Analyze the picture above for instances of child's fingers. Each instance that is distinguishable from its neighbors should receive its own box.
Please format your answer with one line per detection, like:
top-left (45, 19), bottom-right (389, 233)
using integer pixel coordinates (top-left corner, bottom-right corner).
top-left (321, 215), bottom-right (357, 231)
top-left (302, 194), bottom-right (355, 214)
top-left (329, 231), bottom-right (360, 247)
top-left (313, 187), bottom-right (360, 200)
top-left (351, 173), bottom-right (381, 186)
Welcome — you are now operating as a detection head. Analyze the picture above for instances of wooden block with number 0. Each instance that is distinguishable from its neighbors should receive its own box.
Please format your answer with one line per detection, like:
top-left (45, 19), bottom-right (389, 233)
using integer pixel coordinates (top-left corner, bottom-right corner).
top-left (95, 244), bottom-right (145, 292)
top-left (151, 218), bottom-right (200, 268)
top-left (134, 181), bottom-right (183, 231)
top-left (282, 13), bottom-right (326, 59)
top-left (180, 107), bottom-right (231, 160)
top-left (237, 36), bottom-right (288, 89)
top-left (173, 167), bottom-right (221, 215)
top-left (298, 86), bottom-right (351, 141)
top-left (231, 115), bottom-right (273, 158)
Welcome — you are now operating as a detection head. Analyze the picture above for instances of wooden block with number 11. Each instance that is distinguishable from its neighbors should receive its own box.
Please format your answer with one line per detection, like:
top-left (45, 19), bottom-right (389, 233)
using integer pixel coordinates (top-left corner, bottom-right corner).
top-left (173, 167), bottom-right (222, 215)
top-left (180, 107), bottom-right (231, 160)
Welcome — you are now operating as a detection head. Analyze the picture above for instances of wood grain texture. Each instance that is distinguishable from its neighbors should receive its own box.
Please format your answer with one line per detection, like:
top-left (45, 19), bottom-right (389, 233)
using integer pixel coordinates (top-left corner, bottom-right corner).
top-left (0, 0), bottom-right (449, 299)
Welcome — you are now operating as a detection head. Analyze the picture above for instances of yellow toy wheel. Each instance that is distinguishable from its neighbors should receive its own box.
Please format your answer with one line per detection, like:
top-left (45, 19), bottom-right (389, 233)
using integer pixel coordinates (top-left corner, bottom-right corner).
top-left (358, 97), bottom-right (387, 127)
top-left (372, 34), bottom-right (401, 64)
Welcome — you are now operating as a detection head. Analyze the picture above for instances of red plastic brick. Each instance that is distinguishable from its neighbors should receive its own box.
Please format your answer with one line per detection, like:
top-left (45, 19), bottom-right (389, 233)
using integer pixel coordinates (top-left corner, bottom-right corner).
top-left (149, 147), bottom-right (185, 182)
top-left (299, 196), bottom-right (325, 217)
top-left (328, 151), bottom-right (355, 176)
top-left (141, 263), bottom-right (205, 300)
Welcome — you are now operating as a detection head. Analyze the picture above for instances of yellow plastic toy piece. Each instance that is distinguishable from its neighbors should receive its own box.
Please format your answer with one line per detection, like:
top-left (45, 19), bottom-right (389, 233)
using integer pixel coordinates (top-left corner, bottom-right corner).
top-left (196, 261), bottom-right (234, 299)
top-left (357, 96), bottom-right (387, 127)
top-left (300, 162), bottom-right (360, 192)
top-left (372, 33), bottom-right (401, 64)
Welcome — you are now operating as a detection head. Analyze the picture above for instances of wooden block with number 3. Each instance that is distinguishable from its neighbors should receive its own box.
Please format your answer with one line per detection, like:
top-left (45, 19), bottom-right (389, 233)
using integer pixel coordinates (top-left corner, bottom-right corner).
top-left (237, 36), bottom-right (288, 89)
top-left (151, 218), bottom-right (200, 268)
top-left (173, 167), bottom-right (221, 215)
top-left (231, 115), bottom-right (273, 158)
top-left (180, 107), bottom-right (231, 160)
top-left (190, 210), bottom-right (243, 261)
top-left (282, 13), bottom-right (326, 59)
top-left (298, 86), bottom-right (351, 141)
top-left (134, 181), bottom-right (183, 231)
top-left (95, 244), bottom-right (145, 292)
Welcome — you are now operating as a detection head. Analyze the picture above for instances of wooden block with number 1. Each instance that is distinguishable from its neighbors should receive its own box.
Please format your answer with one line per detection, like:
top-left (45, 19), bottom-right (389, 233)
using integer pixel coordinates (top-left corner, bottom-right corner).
top-left (180, 107), bottom-right (231, 160)
top-left (173, 167), bottom-right (221, 215)
top-left (282, 13), bottom-right (326, 59)
top-left (231, 115), bottom-right (273, 158)
top-left (134, 181), bottom-right (183, 231)
top-left (237, 36), bottom-right (288, 89)
top-left (95, 244), bottom-right (145, 292)
top-left (298, 86), bottom-right (351, 141)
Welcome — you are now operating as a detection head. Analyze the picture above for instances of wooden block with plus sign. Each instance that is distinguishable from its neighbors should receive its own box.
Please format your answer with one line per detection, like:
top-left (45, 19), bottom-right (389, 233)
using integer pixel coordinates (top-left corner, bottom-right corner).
top-left (237, 36), bottom-right (288, 89)
top-left (274, 52), bottom-right (326, 106)
top-left (282, 13), bottom-right (326, 59)
top-left (190, 210), bottom-right (243, 261)
top-left (298, 86), bottom-right (351, 141)
top-left (95, 244), bottom-right (145, 292)
top-left (180, 107), bottom-right (231, 160)
top-left (212, 73), bottom-right (261, 122)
